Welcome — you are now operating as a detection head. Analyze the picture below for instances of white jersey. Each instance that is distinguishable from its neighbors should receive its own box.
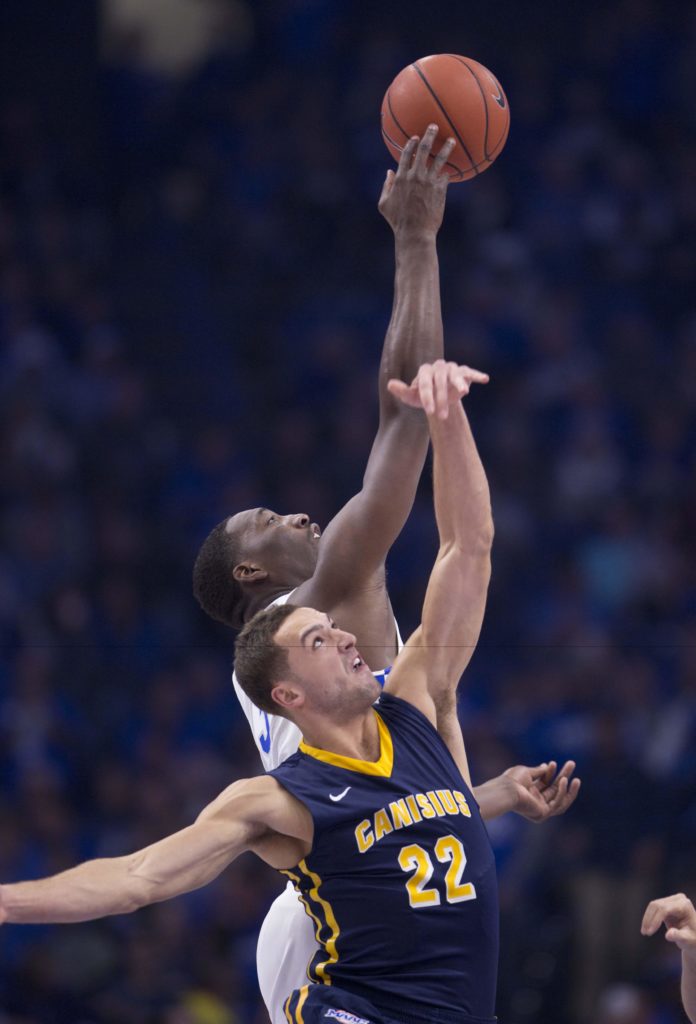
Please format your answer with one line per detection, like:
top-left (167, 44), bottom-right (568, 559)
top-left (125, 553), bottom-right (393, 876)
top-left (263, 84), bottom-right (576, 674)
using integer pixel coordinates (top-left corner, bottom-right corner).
top-left (232, 591), bottom-right (404, 1024)
top-left (232, 591), bottom-right (301, 771)
top-left (232, 590), bottom-right (404, 771)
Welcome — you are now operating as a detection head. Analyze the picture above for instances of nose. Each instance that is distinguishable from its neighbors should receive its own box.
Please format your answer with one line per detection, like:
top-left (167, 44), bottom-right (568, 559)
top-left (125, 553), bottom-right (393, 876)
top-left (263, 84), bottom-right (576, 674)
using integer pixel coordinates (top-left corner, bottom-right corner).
top-left (289, 514), bottom-right (310, 529)
top-left (337, 630), bottom-right (357, 651)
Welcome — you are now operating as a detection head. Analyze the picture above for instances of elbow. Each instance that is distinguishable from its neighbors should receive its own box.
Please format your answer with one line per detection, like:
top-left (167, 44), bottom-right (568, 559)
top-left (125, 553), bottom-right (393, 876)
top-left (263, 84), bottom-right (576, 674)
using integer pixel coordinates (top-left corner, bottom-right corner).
top-left (444, 519), bottom-right (494, 561)
top-left (475, 503), bottom-right (495, 550)
top-left (460, 509), bottom-right (495, 557)
top-left (474, 515), bottom-right (495, 554)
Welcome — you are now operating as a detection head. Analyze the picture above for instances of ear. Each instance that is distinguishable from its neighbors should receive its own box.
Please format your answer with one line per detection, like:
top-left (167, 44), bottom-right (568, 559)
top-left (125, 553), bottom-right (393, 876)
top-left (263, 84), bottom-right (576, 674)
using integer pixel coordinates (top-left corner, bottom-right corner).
top-left (271, 682), bottom-right (305, 713)
top-left (232, 562), bottom-right (269, 584)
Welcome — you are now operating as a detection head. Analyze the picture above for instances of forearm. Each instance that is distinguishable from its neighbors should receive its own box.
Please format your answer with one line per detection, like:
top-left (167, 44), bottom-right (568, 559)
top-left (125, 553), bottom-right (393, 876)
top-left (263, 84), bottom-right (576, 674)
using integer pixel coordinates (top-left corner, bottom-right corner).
top-left (684, 951), bottom-right (696, 1023)
top-left (1, 856), bottom-right (146, 924)
top-left (429, 402), bottom-right (493, 548)
top-left (473, 776), bottom-right (518, 821)
top-left (0, 812), bottom-right (253, 927)
top-left (417, 398), bottom-right (493, 692)
top-left (379, 235), bottom-right (443, 419)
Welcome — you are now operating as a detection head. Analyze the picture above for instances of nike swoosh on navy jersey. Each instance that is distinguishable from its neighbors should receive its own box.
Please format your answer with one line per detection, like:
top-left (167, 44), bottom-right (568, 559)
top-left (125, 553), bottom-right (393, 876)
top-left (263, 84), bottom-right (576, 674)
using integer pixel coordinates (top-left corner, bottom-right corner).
top-left (329, 787), bottom-right (352, 802)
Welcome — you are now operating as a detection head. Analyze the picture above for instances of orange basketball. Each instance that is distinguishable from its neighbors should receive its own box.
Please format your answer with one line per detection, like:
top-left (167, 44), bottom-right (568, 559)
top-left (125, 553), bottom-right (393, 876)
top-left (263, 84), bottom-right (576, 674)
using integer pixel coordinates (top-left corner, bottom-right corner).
top-left (381, 54), bottom-right (510, 181)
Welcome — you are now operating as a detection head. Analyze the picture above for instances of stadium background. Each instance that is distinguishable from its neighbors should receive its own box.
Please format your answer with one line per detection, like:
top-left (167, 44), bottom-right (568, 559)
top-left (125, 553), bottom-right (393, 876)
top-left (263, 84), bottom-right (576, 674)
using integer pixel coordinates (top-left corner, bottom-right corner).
top-left (1, 1), bottom-right (695, 1021)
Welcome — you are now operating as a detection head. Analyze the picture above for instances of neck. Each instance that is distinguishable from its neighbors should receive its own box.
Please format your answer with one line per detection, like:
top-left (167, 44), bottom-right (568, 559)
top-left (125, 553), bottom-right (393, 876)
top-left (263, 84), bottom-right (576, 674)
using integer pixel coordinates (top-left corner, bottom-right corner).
top-left (299, 707), bottom-right (380, 762)
top-left (243, 584), bottom-right (296, 622)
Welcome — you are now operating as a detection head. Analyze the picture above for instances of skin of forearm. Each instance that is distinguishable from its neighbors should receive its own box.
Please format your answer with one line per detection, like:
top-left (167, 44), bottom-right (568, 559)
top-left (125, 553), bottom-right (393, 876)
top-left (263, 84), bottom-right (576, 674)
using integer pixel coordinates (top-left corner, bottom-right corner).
top-left (472, 776), bottom-right (517, 821)
top-left (1, 857), bottom-right (147, 924)
top-left (683, 950), bottom-right (696, 1023)
top-left (430, 402), bottom-right (494, 549)
top-left (379, 234), bottom-right (443, 419)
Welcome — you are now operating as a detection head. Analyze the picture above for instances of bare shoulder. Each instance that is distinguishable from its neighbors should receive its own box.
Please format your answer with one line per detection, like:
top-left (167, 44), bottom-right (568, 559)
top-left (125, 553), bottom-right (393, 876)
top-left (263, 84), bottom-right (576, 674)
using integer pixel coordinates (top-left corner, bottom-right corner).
top-left (198, 775), bottom-right (313, 845)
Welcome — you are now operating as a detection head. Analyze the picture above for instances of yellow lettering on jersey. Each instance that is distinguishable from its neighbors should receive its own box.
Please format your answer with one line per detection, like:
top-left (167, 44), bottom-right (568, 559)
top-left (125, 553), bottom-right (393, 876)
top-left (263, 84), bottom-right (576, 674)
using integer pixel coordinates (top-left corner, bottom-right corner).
top-left (389, 798), bottom-right (413, 829)
top-left (398, 843), bottom-right (440, 908)
top-left (434, 835), bottom-right (477, 904)
top-left (416, 792), bottom-right (437, 818)
top-left (374, 808), bottom-right (394, 841)
top-left (437, 789), bottom-right (458, 814)
top-left (426, 791), bottom-right (447, 816)
top-left (353, 789), bottom-right (476, 852)
top-left (405, 794), bottom-right (422, 822)
top-left (355, 819), bottom-right (374, 854)
top-left (454, 790), bottom-right (472, 817)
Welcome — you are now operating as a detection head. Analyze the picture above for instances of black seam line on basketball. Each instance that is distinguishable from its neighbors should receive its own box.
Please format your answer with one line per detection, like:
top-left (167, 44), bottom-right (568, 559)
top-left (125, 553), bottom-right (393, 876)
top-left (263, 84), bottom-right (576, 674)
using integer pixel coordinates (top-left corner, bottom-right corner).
top-left (380, 126), bottom-right (465, 180)
top-left (386, 89), bottom-right (411, 142)
top-left (488, 118), bottom-right (509, 161)
top-left (455, 113), bottom-right (508, 174)
top-left (411, 61), bottom-right (478, 175)
top-left (382, 100), bottom-right (465, 178)
top-left (382, 120), bottom-right (499, 177)
top-left (447, 54), bottom-right (491, 161)
top-left (454, 128), bottom-right (508, 177)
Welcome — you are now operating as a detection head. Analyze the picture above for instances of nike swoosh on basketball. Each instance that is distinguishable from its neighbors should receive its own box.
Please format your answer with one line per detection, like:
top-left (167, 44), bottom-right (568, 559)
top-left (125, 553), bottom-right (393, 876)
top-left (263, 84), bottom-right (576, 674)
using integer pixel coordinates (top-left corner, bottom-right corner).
top-left (329, 787), bottom-right (352, 802)
top-left (491, 84), bottom-right (506, 109)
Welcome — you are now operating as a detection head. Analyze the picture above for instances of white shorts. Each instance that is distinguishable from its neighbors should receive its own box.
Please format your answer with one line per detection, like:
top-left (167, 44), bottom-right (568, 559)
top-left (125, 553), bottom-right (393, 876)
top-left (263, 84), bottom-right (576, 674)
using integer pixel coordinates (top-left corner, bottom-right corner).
top-left (257, 881), bottom-right (319, 1024)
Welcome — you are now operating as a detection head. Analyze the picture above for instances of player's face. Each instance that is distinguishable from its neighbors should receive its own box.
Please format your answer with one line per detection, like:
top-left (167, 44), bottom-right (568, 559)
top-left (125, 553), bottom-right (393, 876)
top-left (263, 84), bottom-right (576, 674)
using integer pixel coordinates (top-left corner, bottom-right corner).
top-left (227, 507), bottom-right (321, 584)
top-left (275, 608), bottom-right (380, 716)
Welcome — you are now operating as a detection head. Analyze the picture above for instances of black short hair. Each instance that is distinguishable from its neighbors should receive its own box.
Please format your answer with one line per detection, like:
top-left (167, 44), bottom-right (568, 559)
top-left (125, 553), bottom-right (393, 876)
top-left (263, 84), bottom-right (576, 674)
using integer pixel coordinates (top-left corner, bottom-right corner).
top-left (192, 519), bottom-right (246, 630)
top-left (233, 603), bottom-right (299, 716)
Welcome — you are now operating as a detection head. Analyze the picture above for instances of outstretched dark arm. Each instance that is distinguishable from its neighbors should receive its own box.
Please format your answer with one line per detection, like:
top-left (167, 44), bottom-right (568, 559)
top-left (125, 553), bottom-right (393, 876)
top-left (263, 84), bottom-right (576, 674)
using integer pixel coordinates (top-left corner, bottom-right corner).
top-left (296, 127), bottom-right (459, 609)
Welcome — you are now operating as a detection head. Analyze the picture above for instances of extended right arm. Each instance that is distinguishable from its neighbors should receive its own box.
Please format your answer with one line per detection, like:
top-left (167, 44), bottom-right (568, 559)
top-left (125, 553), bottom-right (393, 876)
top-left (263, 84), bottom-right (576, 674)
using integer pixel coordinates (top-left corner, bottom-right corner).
top-left (0, 777), bottom-right (309, 926)
top-left (294, 131), bottom-right (457, 610)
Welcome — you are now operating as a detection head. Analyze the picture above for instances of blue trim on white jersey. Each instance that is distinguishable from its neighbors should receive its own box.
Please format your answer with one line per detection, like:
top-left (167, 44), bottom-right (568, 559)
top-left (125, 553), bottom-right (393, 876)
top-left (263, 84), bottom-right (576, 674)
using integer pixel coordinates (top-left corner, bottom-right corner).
top-left (259, 712), bottom-right (272, 753)
top-left (373, 665), bottom-right (391, 689)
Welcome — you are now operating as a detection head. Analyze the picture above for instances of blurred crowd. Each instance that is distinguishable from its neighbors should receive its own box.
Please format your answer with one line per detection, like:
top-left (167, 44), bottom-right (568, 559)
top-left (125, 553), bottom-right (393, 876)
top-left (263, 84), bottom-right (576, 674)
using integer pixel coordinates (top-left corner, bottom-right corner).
top-left (1, 1), bottom-right (695, 1022)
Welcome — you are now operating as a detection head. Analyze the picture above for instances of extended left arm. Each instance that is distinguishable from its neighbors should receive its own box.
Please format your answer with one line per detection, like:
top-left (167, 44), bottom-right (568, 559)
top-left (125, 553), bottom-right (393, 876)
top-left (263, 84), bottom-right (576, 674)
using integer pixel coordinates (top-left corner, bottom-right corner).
top-left (384, 362), bottom-right (493, 784)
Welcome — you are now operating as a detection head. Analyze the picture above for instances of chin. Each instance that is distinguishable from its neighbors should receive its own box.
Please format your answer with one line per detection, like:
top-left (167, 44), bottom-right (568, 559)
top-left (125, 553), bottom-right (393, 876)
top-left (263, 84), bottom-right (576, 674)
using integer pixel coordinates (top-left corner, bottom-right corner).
top-left (361, 676), bottom-right (382, 704)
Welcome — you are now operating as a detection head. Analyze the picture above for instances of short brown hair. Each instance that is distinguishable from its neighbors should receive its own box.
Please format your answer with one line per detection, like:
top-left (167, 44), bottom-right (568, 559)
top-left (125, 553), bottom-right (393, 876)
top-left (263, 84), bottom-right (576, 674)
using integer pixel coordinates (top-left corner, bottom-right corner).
top-left (233, 603), bottom-right (299, 715)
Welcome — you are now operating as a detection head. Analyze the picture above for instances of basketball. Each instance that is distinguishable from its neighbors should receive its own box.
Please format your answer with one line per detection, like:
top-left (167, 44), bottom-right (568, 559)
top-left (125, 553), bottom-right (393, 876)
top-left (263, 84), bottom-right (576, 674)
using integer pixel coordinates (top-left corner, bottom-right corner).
top-left (381, 54), bottom-right (510, 181)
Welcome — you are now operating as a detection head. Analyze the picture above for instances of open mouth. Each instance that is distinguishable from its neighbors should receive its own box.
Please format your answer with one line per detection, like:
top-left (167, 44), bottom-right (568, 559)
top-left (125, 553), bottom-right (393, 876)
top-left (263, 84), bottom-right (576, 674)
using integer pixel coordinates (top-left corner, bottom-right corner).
top-left (351, 655), bottom-right (364, 672)
top-left (311, 523), bottom-right (321, 540)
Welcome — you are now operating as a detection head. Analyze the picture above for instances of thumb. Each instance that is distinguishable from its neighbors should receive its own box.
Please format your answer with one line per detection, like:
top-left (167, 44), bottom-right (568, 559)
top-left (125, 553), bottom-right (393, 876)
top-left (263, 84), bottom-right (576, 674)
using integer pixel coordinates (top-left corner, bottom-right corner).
top-left (665, 927), bottom-right (692, 946)
top-left (387, 378), bottom-right (409, 397)
top-left (379, 169), bottom-right (395, 204)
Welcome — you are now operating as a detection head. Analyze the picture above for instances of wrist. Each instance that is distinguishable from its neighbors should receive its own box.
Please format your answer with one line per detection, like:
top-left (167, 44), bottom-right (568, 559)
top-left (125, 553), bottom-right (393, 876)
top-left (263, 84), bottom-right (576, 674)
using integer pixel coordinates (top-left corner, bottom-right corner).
top-left (393, 229), bottom-right (438, 248)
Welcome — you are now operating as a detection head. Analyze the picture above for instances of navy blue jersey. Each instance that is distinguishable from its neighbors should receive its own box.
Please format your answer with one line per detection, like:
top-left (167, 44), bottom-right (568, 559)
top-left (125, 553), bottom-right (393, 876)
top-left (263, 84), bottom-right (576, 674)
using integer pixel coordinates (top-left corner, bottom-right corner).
top-left (269, 693), bottom-right (498, 1022)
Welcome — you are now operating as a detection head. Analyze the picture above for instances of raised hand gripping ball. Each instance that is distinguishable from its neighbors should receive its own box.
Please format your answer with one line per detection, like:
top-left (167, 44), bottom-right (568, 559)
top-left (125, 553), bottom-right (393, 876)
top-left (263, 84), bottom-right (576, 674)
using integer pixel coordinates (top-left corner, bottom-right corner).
top-left (381, 54), bottom-right (510, 181)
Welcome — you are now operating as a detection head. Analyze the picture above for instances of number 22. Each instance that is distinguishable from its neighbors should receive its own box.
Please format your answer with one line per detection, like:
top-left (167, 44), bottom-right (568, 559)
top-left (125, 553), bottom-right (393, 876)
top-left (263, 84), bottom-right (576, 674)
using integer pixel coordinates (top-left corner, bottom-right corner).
top-left (397, 834), bottom-right (477, 908)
